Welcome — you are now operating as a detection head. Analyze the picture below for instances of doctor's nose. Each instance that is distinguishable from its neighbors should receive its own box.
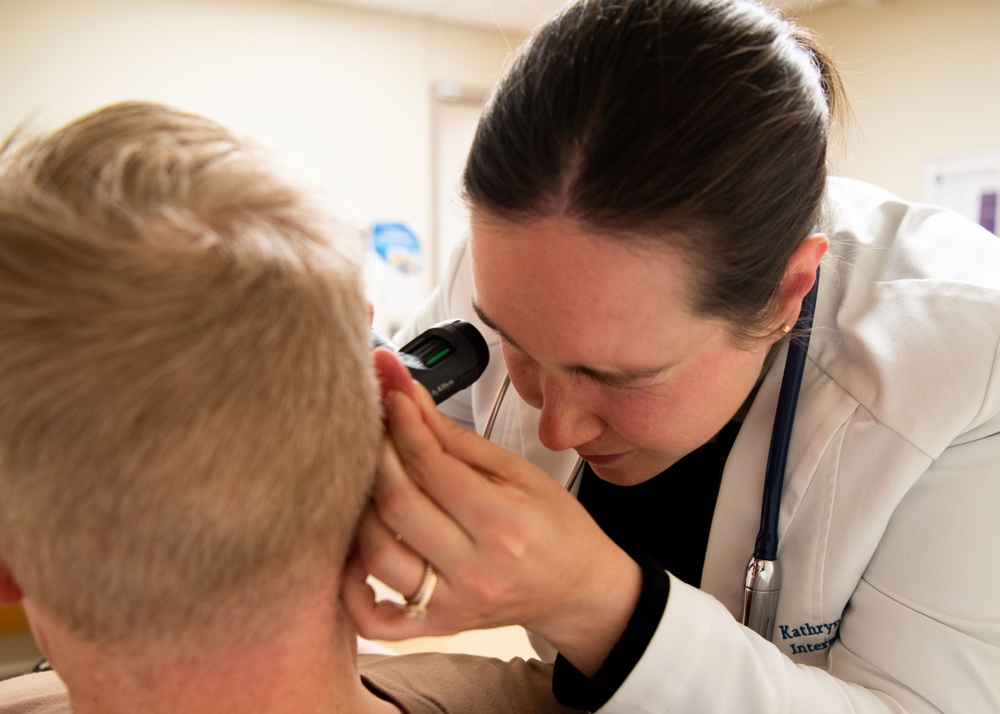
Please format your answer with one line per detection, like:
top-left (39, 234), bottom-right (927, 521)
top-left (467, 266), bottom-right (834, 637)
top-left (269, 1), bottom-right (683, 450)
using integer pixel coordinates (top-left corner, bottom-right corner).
top-left (504, 349), bottom-right (604, 452)
top-left (533, 374), bottom-right (605, 453)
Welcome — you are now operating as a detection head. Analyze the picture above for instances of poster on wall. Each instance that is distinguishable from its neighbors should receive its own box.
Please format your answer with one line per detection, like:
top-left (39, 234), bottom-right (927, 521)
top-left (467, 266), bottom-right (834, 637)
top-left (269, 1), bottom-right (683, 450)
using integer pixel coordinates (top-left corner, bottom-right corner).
top-left (371, 222), bottom-right (422, 275)
top-left (924, 151), bottom-right (1000, 236)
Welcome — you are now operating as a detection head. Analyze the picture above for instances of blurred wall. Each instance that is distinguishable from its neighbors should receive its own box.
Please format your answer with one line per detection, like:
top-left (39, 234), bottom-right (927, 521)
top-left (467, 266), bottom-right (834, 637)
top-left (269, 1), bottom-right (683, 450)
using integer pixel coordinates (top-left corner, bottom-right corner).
top-left (3, 0), bottom-right (998, 312)
top-left (0, 0), bottom-right (519, 331)
top-left (793, 0), bottom-right (1000, 202)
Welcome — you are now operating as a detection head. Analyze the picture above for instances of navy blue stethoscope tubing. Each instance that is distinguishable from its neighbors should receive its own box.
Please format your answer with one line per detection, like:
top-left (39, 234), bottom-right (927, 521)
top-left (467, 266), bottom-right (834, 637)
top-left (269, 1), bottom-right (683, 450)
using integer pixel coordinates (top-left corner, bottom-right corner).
top-left (754, 267), bottom-right (820, 562)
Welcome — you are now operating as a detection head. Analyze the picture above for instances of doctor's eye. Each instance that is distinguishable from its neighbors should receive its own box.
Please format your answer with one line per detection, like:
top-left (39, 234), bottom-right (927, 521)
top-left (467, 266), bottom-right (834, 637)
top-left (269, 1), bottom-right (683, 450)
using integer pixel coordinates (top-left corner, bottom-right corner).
top-left (568, 365), bottom-right (661, 392)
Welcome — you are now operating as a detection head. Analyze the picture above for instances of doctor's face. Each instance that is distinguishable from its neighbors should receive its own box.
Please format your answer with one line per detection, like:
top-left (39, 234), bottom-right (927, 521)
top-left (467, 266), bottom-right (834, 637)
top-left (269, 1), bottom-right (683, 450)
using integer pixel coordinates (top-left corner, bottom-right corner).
top-left (470, 212), bottom-right (775, 487)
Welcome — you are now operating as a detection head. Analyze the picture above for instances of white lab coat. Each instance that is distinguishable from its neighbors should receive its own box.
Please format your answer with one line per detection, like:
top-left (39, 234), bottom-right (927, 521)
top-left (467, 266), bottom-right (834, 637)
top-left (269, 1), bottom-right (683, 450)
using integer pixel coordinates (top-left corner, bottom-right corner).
top-left (392, 177), bottom-right (1000, 713)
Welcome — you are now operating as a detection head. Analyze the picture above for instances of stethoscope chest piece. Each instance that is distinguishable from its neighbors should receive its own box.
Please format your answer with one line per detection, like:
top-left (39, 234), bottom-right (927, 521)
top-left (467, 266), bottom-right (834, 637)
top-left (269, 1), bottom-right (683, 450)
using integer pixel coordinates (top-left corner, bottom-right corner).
top-left (742, 556), bottom-right (781, 640)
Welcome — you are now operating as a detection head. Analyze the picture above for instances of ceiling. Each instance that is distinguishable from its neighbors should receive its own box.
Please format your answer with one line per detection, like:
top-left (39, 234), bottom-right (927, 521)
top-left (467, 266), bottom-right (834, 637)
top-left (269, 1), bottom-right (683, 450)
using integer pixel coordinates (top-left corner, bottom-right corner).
top-left (320, 0), bottom-right (839, 34)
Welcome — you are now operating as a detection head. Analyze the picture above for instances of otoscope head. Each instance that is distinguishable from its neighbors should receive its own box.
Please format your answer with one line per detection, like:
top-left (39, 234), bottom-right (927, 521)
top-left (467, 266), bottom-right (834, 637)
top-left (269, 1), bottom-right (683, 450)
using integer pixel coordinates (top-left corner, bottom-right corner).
top-left (370, 320), bottom-right (489, 404)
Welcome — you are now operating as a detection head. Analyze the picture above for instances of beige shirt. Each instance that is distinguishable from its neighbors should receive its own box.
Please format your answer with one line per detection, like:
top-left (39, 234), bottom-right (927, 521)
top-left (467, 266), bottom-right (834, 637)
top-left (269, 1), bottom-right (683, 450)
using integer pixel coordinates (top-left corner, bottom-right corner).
top-left (359, 653), bottom-right (580, 713)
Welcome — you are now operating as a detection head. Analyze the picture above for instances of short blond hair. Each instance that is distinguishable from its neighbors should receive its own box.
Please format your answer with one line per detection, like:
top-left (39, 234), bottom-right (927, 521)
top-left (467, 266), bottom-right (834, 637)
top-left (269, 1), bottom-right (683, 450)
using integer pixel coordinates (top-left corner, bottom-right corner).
top-left (0, 102), bottom-right (380, 646)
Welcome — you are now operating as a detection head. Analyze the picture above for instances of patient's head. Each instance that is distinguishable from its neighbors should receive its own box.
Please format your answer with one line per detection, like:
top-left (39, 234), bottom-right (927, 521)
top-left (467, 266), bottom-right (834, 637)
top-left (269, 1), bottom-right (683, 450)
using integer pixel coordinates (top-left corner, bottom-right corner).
top-left (0, 101), bottom-right (380, 650)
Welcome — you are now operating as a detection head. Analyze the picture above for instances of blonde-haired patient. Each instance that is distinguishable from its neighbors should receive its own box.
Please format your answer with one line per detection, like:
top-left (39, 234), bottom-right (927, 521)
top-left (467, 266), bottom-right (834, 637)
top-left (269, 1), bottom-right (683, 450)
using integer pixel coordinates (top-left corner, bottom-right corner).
top-left (0, 101), bottom-right (580, 714)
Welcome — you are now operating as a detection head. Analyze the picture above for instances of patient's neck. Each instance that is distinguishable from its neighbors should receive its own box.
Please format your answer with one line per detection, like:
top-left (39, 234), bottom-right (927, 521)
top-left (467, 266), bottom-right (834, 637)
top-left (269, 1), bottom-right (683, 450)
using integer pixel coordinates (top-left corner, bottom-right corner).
top-left (36, 586), bottom-right (400, 714)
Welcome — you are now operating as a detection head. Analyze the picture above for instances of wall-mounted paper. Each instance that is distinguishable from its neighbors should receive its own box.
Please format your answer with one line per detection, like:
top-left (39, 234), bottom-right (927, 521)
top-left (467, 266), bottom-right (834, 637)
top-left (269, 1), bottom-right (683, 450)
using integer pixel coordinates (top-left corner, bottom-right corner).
top-left (924, 151), bottom-right (1000, 236)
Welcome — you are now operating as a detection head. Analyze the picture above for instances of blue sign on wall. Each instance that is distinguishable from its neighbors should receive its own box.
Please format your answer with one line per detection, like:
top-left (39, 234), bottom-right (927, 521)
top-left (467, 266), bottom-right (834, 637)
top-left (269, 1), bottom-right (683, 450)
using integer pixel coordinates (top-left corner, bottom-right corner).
top-left (371, 222), bottom-right (422, 274)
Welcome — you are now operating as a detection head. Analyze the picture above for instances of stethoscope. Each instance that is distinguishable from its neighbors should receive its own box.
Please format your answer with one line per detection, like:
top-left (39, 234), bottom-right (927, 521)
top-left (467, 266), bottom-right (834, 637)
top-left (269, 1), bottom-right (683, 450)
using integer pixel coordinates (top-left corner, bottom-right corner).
top-left (481, 271), bottom-right (820, 641)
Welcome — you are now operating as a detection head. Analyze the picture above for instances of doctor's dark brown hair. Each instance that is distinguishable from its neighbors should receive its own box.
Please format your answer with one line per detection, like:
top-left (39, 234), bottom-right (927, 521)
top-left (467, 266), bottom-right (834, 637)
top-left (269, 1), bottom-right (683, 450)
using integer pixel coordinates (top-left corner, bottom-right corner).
top-left (463, 0), bottom-right (842, 338)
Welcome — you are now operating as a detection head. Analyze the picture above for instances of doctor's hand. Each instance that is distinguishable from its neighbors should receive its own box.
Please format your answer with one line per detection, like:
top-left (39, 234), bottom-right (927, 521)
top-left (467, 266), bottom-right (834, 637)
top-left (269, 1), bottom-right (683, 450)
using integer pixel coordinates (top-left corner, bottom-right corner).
top-left (343, 354), bottom-right (642, 676)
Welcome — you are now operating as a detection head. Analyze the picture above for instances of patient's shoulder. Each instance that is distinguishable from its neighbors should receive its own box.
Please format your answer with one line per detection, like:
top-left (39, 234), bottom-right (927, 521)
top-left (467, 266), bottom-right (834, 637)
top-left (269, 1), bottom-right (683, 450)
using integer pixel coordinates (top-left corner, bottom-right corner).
top-left (0, 670), bottom-right (71, 713)
top-left (359, 653), bottom-right (585, 714)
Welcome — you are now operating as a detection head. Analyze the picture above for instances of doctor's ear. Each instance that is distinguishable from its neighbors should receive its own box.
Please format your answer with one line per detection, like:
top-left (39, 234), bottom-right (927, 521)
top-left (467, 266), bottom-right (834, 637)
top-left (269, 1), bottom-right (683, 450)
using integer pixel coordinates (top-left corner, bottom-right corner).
top-left (0, 556), bottom-right (24, 605)
top-left (774, 233), bottom-right (828, 332)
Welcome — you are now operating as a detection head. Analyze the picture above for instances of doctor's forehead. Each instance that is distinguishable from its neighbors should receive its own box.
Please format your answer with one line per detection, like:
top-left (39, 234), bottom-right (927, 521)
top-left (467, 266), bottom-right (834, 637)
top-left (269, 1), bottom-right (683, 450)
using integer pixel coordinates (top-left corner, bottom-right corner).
top-left (467, 213), bottom-right (695, 314)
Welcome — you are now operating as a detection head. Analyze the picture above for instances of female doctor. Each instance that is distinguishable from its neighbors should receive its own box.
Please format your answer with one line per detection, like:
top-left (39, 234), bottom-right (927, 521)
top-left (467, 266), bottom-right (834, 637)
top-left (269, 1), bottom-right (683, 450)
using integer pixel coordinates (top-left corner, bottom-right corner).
top-left (344, 0), bottom-right (1000, 711)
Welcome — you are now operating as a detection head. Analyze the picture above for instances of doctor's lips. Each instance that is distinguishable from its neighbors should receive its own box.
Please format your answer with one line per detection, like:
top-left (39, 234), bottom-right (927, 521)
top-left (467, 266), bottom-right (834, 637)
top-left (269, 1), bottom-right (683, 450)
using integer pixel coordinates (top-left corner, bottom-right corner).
top-left (577, 451), bottom-right (627, 466)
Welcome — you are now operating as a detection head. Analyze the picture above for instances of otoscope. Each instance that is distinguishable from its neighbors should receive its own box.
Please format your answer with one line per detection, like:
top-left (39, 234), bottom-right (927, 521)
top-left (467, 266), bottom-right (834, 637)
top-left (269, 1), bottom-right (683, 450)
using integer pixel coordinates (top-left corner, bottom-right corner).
top-left (370, 319), bottom-right (490, 405)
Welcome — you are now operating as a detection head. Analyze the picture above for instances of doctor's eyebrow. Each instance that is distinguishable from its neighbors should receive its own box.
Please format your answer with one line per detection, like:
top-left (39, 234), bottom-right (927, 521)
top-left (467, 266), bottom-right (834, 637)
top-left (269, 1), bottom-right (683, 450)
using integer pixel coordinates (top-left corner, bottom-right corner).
top-left (471, 301), bottom-right (522, 350)
top-left (471, 301), bottom-right (667, 387)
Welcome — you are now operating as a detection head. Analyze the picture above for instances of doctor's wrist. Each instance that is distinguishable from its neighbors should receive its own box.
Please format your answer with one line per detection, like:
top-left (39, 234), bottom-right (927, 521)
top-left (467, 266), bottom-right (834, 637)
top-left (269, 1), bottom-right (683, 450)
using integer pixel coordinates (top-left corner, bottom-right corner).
top-left (552, 553), bottom-right (670, 710)
top-left (535, 544), bottom-right (643, 678)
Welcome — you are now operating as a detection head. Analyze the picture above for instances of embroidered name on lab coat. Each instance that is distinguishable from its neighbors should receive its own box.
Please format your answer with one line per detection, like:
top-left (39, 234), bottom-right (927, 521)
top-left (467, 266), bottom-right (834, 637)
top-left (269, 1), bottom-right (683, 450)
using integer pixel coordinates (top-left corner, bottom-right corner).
top-left (779, 620), bottom-right (842, 655)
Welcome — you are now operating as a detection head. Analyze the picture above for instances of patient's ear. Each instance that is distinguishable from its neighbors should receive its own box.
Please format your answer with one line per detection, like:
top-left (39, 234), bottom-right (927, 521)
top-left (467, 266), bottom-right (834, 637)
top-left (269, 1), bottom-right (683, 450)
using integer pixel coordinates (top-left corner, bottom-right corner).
top-left (373, 348), bottom-right (417, 403)
top-left (0, 556), bottom-right (24, 605)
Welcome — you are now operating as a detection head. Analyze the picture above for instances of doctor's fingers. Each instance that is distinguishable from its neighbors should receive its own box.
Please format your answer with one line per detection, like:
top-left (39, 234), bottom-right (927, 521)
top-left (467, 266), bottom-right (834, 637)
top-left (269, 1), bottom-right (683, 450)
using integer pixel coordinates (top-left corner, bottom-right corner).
top-left (351, 507), bottom-right (431, 599)
top-left (342, 555), bottom-right (450, 641)
top-left (387, 388), bottom-right (563, 525)
top-left (346, 507), bottom-right (496, 640)
top-left (348, 507), bottom-right (461, 639)
top-left (409, 384), bottom-right (540, 480)
top-left (372, 435), bottom-right (476, 573)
